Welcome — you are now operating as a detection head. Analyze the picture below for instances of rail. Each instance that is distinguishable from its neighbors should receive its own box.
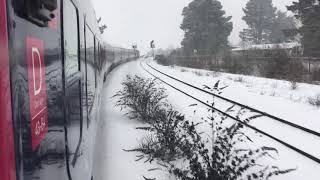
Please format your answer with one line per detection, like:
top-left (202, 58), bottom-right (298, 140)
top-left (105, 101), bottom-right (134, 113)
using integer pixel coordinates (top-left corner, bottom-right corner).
top-left (140, 62), bottom-right (320, 164)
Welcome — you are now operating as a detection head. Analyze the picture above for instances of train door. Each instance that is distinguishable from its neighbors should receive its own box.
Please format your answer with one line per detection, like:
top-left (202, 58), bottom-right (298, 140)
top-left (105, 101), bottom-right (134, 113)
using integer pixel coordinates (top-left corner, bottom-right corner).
top-left (0, 0), bottom-right (17, 179)
top-left (62, 1), bottom-right (88, 180)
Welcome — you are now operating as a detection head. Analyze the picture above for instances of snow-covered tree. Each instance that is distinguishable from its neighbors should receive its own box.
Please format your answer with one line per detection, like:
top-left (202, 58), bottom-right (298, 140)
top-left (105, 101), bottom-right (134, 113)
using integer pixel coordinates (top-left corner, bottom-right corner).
top-left (288, 0), bottom-right (320, 57)
top-left (240, 0), bottom-right (276, 44)
top-left (180, 0), bottom-right (233, 56)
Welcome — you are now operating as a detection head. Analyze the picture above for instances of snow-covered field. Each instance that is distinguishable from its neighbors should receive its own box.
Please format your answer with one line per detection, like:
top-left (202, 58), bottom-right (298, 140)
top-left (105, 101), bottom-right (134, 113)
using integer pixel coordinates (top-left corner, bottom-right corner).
top-left (93, 59), bottom-right (320, 180)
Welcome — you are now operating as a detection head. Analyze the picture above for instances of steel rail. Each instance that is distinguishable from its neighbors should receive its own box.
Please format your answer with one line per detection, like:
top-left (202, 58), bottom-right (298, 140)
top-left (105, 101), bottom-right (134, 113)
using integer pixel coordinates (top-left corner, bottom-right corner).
top-left (140, 62), bottom-right (320, 164)
top-left (145, 62), bottom-right (320, 137)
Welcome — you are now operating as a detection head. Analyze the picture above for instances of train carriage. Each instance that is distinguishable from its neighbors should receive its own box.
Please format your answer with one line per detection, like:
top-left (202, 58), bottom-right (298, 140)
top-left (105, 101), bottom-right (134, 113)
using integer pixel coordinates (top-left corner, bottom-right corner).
top-left (0, 0), bottom-right (138, 180)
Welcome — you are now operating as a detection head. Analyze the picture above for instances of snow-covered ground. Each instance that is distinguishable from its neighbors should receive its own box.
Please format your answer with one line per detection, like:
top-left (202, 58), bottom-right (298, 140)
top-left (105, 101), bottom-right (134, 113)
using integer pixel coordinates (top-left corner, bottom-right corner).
top-left (93, 59), bottom-right (320, 180)
top-left (92, 61), bottom-right (173, 180)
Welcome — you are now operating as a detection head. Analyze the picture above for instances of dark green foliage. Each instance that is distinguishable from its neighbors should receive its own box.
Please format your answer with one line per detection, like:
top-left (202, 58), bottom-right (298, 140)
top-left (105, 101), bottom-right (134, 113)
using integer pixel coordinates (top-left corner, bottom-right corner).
top-left (240, 0), bottom-right (276, 44)
top-left (155, 55), bottom-right (171, 66)
top-left (222, 53), bottom-right (253, 75)
top-left (180, 0), bottom-right (233, 55)
top-left (240, 0), bottom-right (296, 44)
top-left (287, 60), bottom-right (306, 82)
top-left (262, 49), bottom-right (291, 79)
top-left (288, 0), bottom-right (320, 57)
top-left (270, 11), bottom-right (297, 43)
top-left (113, 75), bottom-right (168, 123)
top-left (261, 48), bottom-right (306, 81)
top-left (311, 67), bottom-right (320, 81)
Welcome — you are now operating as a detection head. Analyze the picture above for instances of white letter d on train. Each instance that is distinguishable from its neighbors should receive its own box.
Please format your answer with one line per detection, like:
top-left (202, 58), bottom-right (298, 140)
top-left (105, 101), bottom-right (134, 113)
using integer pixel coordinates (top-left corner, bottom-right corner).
top-left (32, 47), bottom-right (42, 96)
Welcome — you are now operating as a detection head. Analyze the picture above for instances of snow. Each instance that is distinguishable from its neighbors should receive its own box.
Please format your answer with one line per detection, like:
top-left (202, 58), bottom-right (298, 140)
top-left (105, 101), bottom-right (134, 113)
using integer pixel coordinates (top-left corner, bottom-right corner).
top-left (93, 61), bottom-right (173, 180)
top-left (148, 60), bottom-right (320, 132)
top-left (93, 58), bottom-right (320, 179)
top-left (232, 42), bottom-right (300, 51)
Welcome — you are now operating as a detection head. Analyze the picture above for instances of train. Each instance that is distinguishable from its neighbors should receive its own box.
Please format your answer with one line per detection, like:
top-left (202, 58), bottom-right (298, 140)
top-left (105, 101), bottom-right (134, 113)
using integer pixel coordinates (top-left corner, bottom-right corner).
top-left (0, 0), bottom-right (139, 180)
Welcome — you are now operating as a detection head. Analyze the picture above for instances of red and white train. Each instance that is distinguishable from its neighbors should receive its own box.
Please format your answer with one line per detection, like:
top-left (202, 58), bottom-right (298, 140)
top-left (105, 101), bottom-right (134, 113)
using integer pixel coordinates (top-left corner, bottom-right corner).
top-left (0, 0), bottom-right (138, 180)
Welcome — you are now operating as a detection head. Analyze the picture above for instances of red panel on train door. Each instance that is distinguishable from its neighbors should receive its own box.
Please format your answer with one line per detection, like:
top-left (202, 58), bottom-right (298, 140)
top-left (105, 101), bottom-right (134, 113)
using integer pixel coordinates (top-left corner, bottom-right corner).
top-left (26, 37), bottom-right (49, 151)
top-left (0, 0), bottom-right (17, 179)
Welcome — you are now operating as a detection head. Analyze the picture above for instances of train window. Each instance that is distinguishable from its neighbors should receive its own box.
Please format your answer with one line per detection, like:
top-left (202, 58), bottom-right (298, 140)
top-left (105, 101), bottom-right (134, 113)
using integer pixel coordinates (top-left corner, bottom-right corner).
top-left (64, 1), bottom-right (79, 76)
top-left (63, 0), bottom-right (84, 176)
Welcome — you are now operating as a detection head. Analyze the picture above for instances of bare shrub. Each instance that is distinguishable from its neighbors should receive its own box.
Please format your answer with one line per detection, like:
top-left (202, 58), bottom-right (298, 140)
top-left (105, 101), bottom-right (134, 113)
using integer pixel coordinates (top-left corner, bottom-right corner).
top-left (180, 68), bottom-right (188, 72)
top-left (115, 76), bottom-right (294, 179)
top-left (134, 109), bottom-right (198, 162)
top-left (234, 76), bottom-right (245, 83)
top-left (290, 81), bottom-right (298, 90)
top-left (113, 75), bottom-right (168, 123)
top-left (167, 81), bottom-right (295, 180)
top-left (115, 75), bottom-right (196, 161)
top-left (209, 71), bottom-right (221, 77)
top-left (193, 70), bottom-right (203, 76)
top-left (308, 94), bottom-right (320, 107)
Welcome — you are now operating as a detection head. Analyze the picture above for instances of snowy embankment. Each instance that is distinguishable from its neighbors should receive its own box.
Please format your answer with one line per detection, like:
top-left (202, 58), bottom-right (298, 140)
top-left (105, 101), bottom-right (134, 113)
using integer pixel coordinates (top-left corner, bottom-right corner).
top-left (145, 59), bottom-right (320, 179)
top-left (149, 60), bottom-right (320, 131)
top-left (93, 59), bottom-right (320, 180)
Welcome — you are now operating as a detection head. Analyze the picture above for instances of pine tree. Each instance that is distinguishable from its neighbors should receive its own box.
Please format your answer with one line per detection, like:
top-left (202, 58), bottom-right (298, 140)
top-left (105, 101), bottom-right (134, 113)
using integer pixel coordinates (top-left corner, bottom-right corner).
top-left (240, 0), bottom-right (276, 44)
top-left (288, 0), bottom-right (320, 57)
top-left (270, 11), bottom-right (297, 43)
top-left (180, 0), bottom-right (233, 56)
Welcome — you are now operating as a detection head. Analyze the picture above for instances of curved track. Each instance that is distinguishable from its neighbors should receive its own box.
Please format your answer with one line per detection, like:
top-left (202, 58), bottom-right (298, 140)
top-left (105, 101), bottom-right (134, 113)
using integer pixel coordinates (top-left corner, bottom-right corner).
top-left (146, 62), bottom-right (320, 137)
top-left (140, 61), bottom-right (320, 164)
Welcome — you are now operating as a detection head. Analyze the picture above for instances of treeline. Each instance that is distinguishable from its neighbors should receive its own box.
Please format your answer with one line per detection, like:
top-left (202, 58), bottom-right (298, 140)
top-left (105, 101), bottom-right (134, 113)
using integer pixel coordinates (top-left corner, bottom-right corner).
top-left (156, 48), bottom-right (320, 83)
top-left (156, 0), bottom-right (320, 83)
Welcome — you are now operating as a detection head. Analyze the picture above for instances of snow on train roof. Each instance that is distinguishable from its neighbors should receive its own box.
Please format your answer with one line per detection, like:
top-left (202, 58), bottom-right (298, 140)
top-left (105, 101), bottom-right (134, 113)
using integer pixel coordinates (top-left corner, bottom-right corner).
top-left (232, 42), bottom-right (301, 51)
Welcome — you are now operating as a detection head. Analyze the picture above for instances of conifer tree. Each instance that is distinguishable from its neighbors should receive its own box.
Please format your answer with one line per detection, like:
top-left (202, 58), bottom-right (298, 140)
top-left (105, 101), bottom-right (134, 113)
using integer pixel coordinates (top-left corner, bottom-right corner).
top-left (288, 0), bottom-right (320, 57)
top-left (270, 11), bottom-right (297, 43)
top-left (180, 0), bottom-right (233, 56)
top-left (240, 0), bottom-right (276, 44)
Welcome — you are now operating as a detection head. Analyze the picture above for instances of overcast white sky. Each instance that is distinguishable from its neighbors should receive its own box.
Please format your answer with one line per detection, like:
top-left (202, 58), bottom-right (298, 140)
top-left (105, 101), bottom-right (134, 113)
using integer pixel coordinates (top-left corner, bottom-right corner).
top-left (92, 0), bottom-right (295, 53)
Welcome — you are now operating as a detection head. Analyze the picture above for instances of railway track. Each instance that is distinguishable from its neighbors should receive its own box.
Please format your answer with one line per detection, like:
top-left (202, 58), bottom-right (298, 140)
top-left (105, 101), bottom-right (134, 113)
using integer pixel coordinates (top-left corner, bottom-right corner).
top-left (140, 61), bottom-right (320, 164)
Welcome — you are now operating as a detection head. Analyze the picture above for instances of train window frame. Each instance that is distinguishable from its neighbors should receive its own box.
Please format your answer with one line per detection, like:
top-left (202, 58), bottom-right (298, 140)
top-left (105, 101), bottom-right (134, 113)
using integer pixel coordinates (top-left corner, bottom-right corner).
top-left (62, 0), bottom-right (83, 167)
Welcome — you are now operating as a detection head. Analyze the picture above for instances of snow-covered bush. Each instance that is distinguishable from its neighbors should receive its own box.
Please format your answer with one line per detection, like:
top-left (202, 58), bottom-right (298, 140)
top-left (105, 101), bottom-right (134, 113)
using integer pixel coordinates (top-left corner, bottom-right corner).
top-left (115, 76), bottom-right (295, 179)
top-left (308, 94), bottom-right (320, 107)
top-left (193, 70), bottom-right (203, 76)
top-left (234, 76), bottom-right (246, 83)
top-left (167, 81), bottom-right (295, 180)
top-left (114, 75), bottom-right (197, 161)
top-left (155, 54), bottom-right (172, 66)
top-left (180, 68), bottom-right (188, 72)
top-left (290, 81), bottom-right (298, 90)
top-left (133, 109), bottom-right (199, 162)
top-left (113, 75), bottom-right (168, 123)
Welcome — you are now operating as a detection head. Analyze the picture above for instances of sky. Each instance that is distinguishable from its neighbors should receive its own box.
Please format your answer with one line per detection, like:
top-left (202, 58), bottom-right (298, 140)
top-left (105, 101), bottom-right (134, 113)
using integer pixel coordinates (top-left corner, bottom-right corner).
top-left (92, 0), bottom-right (296, 54)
